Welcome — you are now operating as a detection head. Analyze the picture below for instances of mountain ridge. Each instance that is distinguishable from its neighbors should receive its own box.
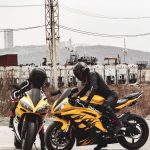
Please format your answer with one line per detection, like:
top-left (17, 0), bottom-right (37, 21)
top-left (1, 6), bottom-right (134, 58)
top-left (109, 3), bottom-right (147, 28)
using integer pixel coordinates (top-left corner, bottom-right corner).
top-left (0, 45), bottom-right (149, 65)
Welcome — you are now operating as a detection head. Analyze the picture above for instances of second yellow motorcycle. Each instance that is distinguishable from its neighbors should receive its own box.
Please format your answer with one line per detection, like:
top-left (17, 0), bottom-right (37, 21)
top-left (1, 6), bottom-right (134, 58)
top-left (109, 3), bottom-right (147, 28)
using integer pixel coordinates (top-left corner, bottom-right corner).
top-left (45, 88), bottom-right (149, 150)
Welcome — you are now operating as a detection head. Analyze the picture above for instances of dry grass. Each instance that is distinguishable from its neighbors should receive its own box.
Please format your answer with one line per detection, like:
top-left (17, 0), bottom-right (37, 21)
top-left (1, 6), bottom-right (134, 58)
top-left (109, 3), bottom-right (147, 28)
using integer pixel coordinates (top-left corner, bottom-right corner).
top-left (0, 79), bottom-right (150, 117)
top-left (110, 84), bottom-right (150, 117)
top-left (0, 79), bottom-right (13, 116)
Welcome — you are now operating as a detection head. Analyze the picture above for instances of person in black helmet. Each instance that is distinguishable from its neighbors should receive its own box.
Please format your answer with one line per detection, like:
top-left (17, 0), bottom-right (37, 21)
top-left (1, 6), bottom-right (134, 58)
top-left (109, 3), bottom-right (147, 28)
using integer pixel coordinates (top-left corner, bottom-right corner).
top-left (9, 68), bottom-right (47, 150)
top-left (73, 62), bottom-right (121, 149)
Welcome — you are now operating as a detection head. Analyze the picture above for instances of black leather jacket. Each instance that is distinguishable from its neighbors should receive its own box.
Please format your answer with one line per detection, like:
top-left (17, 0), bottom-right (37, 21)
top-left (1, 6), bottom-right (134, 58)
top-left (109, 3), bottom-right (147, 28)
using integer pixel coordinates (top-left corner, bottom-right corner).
top-left (76, 72), bottom-right (117, 103)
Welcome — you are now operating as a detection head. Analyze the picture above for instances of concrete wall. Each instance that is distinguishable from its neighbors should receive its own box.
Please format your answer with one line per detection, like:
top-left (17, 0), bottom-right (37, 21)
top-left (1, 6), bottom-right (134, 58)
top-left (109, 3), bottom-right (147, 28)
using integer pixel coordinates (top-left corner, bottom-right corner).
top-left (0, 64), bottom-right (149, 86)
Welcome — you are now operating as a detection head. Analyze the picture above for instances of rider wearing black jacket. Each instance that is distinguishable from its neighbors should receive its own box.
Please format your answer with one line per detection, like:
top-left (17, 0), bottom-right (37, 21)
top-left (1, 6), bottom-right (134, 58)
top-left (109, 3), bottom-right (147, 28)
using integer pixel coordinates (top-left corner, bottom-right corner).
top-left (73, 62), bottom-right (121, 150)
top-left (9, 68), bottom-right (47, 150)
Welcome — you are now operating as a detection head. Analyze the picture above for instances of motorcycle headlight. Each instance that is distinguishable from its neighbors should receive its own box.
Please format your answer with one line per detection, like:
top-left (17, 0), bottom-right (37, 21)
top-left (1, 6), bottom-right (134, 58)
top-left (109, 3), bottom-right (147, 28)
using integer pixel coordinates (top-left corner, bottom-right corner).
top-left (36, 104), bottom-right (49, 113)
top-left (20, 98), bottom-right (33, 112)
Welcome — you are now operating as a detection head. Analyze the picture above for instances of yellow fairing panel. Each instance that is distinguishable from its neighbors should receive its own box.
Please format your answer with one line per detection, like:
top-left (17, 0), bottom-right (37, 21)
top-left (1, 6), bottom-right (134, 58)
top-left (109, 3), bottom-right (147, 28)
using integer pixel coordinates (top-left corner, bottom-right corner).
top-left (61, 107), bottom-right (107, 133)
top-left (80, 95), bottom-right (105, 105)
top-left (52, 98), bottom-right (107, 133)
top-left (16, 93), bottom-right (49, 117)
top-left (115, 98), bottom-right (137, 110)
top-left (34, 98), bottom-right (49, 113)
top-left (15, 96), bottom-right (34, 117)
top-left (53, 117), bottom-right (70, 131)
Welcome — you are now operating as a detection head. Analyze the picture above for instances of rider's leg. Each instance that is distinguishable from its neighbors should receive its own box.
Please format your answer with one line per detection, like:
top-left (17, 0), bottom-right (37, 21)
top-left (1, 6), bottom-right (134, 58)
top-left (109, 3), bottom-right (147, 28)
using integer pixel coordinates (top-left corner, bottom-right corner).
top-left (94, 138), bottom-right (107, 150)
top-left (39, 125), bottom-right (46, 150)
top-left (102, 95), bottom-right (122, 133)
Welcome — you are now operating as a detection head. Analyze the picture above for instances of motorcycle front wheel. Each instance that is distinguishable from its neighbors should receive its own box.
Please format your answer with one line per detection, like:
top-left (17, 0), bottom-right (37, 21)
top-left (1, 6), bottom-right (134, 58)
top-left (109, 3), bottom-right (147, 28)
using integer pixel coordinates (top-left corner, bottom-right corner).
top-left (45, 121), bottom-right (75, 150)
top-left (14, 134), bottom-right (21, 149)
top-left (118, 114), bottom-right (149, 150)
top-left (21, 122), bottom-right (37, 150)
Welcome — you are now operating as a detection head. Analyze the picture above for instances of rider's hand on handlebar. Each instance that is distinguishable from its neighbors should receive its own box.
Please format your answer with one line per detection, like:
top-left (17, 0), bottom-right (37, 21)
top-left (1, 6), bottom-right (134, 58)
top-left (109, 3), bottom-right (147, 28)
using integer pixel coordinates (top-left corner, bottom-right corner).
top-left (75, 99), bottom-right (89, 108)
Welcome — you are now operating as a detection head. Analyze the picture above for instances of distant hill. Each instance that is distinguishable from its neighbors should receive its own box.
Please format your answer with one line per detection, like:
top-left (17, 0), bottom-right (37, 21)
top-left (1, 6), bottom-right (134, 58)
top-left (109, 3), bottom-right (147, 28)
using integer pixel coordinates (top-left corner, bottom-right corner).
top-left (0, 45), bottom-right (149, 65)
top-left (76, 45), bottom-right (150, 64)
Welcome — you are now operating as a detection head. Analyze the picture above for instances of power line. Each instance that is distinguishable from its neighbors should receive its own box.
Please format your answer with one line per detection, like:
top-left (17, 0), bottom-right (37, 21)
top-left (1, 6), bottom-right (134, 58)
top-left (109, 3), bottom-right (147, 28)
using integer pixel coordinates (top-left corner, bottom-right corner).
top-left (60, 25), bottom-right (150, 38)
top-left (1, 24), bottom-right (150, 38)
top-left (1, 3), bottom-right (150, 20)
top-left (61, 5), bottom-right (150, 20)
top-left (0, 25), bottom-right (45, 32)
top-left (0, 4), bottom-right (44, 8)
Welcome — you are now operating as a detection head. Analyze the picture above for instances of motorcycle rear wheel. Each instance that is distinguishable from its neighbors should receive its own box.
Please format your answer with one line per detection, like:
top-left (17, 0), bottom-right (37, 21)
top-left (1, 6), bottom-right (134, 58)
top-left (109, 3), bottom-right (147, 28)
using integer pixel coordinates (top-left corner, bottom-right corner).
top-left (45, 121), bottom-right (75, 150)
top-left (21, 122), bottom-right (37, 150)
top-left (118, 114), bottom-right (149, 150)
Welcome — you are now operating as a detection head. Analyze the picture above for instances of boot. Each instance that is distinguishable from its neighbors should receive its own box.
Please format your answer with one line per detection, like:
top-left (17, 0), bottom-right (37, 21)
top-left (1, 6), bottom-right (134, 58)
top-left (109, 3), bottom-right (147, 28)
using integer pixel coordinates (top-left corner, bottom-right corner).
top-left (94, 144), bottom-right (107, 150)
top-left (94, 139), bottom-right (107, 150)
top-left (102, 104), bottom-right (122, 134)
top-left (9, 117), bottom-right (14, 128)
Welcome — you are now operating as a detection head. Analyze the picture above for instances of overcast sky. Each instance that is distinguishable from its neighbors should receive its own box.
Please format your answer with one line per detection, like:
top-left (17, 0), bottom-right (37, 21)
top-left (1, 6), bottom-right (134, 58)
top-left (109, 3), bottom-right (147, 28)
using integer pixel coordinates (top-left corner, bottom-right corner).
top-left (0, 0), bottom-right (150, 52)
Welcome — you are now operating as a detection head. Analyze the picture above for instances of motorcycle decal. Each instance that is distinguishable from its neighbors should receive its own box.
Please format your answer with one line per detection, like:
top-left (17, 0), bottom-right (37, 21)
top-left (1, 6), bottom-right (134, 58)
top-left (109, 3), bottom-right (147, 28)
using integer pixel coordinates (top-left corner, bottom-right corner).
top-left (70, 113), bottom-right (108, 132)
top-left (79, 138), bottom-right (96, 146)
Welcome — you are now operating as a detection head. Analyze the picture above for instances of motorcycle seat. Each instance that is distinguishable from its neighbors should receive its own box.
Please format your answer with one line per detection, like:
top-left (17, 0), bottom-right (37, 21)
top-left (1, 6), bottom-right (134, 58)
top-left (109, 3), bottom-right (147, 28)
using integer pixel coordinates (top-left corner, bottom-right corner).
top-left (117, 98), bottom-right (128, 105)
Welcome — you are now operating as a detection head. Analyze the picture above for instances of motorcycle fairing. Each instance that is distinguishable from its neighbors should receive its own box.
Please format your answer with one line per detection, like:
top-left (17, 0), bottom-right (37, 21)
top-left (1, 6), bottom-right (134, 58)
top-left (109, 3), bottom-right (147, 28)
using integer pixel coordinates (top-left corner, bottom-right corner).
top-left (115, 92), bottom-right (142, 110)
top-left (75, 127), bottom-right (98, 146)
top-left (52, 98), bottom-right (108, 133)
top-left (80, 93), bottom-right (141, 110)
top-left (80, 95), bottom-right (105, 105)
top-left (16, 92), bottom-right (49, 117)
top-left (14, 90), bottom-right (49, 142)
top-left (53, 117), bottom-right (70, 131)
top-left (115, 98), bottom-right (137, 110)
top-left (52, 116), bottom-right (100, 146)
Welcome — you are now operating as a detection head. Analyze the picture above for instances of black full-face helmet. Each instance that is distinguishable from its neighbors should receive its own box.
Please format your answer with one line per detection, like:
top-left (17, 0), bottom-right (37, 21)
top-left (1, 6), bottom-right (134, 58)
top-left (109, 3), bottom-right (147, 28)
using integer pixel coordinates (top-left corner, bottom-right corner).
top-left (73, 62), bottom-right (89, 82)
top-left (29, 68), bottom-right (47, 88)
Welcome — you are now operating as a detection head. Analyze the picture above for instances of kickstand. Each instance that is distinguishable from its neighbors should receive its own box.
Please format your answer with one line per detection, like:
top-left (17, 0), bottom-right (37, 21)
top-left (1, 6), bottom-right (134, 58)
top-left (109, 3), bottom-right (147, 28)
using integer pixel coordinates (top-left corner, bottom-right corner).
top-left (34, 142), bottom-right (39, 150)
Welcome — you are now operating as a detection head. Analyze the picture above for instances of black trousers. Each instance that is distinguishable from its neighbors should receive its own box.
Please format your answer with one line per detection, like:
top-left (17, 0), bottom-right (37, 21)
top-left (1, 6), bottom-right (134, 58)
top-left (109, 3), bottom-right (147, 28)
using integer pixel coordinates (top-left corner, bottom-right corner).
top-left (92, 94), bottom-right (119, 124)
top-left (104, 94), bottom-right (118, 109)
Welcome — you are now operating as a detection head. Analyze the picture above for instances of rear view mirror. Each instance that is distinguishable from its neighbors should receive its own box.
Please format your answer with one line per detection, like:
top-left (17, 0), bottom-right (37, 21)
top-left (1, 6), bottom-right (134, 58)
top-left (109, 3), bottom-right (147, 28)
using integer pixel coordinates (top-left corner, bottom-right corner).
top-left (12, 84), bottom-right (20, 90)
top-left (50, 90), bottom-right (61, 96)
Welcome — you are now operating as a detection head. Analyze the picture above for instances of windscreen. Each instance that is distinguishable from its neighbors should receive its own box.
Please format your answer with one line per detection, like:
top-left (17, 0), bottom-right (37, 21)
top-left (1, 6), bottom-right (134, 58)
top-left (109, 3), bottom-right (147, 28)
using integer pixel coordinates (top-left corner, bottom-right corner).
top-left (55, 88), bottom-right (71, 106)
top-left (26, 88), bottom-right (42, 106)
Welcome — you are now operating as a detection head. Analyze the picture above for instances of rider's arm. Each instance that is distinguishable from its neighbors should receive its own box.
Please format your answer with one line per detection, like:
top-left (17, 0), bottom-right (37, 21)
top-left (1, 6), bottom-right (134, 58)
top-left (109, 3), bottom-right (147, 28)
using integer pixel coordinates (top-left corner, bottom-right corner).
top-left (76, 83), bottom-right (88, 98)
top-left (86, 73), bottom-right (98, 104)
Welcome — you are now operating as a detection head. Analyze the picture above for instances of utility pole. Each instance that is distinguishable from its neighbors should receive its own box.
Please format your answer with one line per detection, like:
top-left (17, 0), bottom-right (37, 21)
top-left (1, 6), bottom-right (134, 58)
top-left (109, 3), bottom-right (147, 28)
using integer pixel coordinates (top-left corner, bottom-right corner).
top-left (45, 0), bottom-right (59, 89)
top-left (123, 38), bottom-right (128, 64)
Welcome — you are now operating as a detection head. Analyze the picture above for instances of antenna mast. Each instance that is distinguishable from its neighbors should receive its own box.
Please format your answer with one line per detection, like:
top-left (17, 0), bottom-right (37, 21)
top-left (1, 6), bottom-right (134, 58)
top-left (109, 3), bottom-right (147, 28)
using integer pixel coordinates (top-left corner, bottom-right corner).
top-left (45, 0), bottom-right (59, 89)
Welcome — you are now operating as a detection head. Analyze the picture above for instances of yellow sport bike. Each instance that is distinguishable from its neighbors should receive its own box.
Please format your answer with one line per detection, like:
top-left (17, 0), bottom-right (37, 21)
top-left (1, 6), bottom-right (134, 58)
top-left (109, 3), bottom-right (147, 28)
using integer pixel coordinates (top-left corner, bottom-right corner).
top-left (12, 88), bottom-right (49, 150)
top-left (45, 88), bottom-right (149, 150)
